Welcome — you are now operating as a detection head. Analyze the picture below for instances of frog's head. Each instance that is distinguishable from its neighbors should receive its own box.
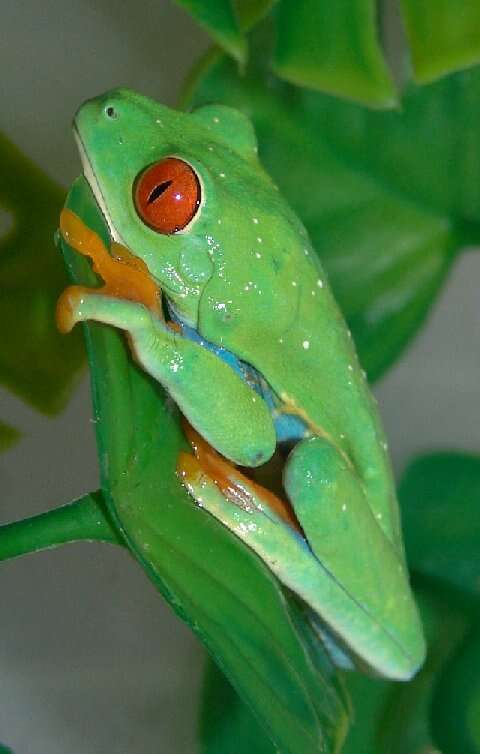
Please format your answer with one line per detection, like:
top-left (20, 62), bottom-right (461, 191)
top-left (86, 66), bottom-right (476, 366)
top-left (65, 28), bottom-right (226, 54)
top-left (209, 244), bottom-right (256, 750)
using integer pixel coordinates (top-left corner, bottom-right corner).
top-left (76, 88), bottom-right (287, 328)
top-left (74, 88), bottom-right (308, 343)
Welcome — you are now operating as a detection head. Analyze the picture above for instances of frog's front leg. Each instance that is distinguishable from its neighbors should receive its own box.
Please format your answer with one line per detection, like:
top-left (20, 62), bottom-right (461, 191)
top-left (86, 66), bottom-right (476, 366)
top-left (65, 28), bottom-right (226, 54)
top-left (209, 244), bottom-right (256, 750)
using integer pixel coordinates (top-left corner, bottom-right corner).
top-left (283, 437), bottom-right (425, 678)
top-left (59, 289), bottom-right (275, 467)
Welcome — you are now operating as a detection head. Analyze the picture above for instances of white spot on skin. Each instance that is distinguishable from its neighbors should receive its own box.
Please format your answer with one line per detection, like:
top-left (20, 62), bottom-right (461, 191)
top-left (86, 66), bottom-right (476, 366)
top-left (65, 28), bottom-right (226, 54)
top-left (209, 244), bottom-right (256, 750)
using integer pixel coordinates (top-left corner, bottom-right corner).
top-left (347, 364), bottom-right (354, 372)
top-left (252, 217), bottom-right (259, 224)
top-left (317, 279), bottom-right (324, 288)
top-left (311, 290), bottom-right (316, 296)
top-left (155, 119), bottom-right (162, 125)
top-left (278, 337), bottom-right (284, 344)
top-left (292, 281), bottom-right (297, 287)
top-left (382, 441), bottom-right (388, 451)
top-left (302, 340), bottom-right (310, 350)
top-left (217, 219), bottom-right (222, 225)
top-left (376, 512), bottom-right (383, 520)
top-left (213, 116), bottom-right (220, 124)
top-left (169, 356), bottom-right (184, 374)
top-left (342, 504), bottom-right (347, 512)
top-left (219, 172), bottom-right (226, 178)
top-left (255, 251), bottom-right (262, 259)
top-left (208, 145), bottom-right (214, 151)
top-left (257, 237), bottom-right (262, 244)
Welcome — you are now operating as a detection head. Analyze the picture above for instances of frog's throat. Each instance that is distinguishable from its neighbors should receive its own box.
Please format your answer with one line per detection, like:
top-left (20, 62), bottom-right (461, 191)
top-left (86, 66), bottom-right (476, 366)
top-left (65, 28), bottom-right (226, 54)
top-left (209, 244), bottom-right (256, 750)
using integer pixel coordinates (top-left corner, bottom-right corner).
top-left (74, 125), bottom-right (123, 246)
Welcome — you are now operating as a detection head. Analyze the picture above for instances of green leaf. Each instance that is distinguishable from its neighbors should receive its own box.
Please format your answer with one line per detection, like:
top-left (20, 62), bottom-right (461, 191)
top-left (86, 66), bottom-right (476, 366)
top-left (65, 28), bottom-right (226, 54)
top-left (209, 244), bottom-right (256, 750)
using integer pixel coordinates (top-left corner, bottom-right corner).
top-left (0, 132), bottom-right (84, 415)
top-left (0, 491), bottom-right (122, 562)
top-left (341, 582), bottom-right (470, 754)
top-left (234, 0), bottom-right (275, 30)
top-left (399, 452), bottom-right (480, 600)
top-left (59, 177), bottom-right (349, 754)
top-left (395, 453), bottom-right (480, 753)
top-left (400, 0), bottom-right (480, 84)
top-left (273, 0), bottom-right (396, 108)
top-left (0, 420), bottom-right (20, 452)
top-left (432, 625), bottom-right (480, 754)
top-left (174, 0), bottom-right (246, 64)
top-left (185, 34), bottom-right (480, 380)
top-left (199, 658), bottom-right (277, 754)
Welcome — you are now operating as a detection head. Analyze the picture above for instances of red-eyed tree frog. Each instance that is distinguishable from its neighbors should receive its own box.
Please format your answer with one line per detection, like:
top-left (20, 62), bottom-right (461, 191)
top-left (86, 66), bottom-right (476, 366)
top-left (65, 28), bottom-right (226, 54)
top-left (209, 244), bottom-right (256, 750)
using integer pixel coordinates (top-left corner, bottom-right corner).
top-left (57, 89), bottom-right (425, 681)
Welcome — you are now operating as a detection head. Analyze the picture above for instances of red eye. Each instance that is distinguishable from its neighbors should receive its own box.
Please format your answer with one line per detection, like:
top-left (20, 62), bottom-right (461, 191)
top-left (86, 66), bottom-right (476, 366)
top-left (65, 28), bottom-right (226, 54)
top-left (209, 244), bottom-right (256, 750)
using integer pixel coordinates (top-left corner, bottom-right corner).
top-left (134, 157), bottom-right (201, 234)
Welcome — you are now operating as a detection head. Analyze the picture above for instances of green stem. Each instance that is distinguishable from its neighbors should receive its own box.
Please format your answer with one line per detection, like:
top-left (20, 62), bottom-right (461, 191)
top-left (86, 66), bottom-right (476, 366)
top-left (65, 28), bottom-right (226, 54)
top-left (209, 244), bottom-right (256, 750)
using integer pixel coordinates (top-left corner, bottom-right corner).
top-left (0, 491), bottom-right (123, 562)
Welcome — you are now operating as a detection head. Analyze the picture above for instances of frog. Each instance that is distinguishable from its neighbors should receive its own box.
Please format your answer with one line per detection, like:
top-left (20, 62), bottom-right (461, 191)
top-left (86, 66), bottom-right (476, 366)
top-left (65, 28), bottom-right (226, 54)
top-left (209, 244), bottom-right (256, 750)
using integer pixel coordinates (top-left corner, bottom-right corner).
top-left (56, 88), bottom-right (425, 681)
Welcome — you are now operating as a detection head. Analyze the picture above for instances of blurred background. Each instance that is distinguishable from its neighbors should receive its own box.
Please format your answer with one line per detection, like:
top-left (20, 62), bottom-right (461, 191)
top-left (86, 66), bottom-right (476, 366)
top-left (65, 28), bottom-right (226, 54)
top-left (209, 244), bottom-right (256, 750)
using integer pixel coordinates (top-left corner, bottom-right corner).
top-left (1, 1), bottom-right (479, 752)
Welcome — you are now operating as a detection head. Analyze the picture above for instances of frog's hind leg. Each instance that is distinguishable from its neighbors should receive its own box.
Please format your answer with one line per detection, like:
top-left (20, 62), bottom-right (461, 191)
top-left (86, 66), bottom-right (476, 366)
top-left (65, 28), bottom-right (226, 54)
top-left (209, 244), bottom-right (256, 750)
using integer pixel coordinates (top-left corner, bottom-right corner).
top-left (178, 421), bottom-right (301, 533)
top-left (283, 436), bottom-right (425, 678)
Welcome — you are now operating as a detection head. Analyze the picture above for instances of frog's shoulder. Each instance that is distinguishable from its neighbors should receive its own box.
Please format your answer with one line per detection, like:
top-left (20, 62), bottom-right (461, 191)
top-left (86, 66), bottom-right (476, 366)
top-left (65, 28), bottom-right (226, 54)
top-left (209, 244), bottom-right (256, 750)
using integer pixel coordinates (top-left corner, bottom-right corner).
top-left (190, 103), bottom-right (258, 162)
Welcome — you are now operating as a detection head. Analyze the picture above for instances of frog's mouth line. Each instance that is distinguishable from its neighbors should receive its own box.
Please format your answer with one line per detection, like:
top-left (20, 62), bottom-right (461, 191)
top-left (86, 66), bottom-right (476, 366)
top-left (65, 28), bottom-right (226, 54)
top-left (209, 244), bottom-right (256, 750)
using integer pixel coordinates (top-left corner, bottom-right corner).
top-left (74, 126), bottom-right (123, 246)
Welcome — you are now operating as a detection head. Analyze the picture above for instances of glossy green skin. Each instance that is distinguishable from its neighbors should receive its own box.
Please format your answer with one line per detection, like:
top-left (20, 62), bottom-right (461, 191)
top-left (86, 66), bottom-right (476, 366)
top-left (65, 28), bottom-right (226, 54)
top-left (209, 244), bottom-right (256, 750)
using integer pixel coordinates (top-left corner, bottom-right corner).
top-left (69, 89), bottom-right (425, 680)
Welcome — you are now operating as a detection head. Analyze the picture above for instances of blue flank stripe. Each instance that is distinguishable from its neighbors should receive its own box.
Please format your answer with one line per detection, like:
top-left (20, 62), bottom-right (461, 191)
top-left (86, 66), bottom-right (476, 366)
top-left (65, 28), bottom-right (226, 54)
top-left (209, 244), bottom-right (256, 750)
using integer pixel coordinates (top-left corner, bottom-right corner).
top-left (171, 312), bottom-right (307, 445)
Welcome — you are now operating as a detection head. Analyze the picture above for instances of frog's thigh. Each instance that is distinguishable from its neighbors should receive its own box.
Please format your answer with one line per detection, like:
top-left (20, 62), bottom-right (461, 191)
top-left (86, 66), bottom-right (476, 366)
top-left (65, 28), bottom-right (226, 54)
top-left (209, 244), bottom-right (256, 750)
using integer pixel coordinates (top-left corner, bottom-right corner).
top-left (283, 437), bottom-right (399, 589)
top-left (283, 437), bottom-right (421, 658)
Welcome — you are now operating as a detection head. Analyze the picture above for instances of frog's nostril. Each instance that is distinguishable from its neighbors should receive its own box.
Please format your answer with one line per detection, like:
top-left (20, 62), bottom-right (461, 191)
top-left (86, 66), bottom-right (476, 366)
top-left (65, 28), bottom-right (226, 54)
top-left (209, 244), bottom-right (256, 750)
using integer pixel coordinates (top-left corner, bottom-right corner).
top-left (105, 105), bottom-right (118, 119)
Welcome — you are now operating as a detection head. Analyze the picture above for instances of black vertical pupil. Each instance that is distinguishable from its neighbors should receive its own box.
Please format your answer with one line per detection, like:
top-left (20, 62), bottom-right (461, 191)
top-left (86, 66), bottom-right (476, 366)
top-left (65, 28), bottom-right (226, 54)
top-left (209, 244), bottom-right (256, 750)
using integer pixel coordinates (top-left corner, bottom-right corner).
top-left (148, 180), bottom-right (172, 204)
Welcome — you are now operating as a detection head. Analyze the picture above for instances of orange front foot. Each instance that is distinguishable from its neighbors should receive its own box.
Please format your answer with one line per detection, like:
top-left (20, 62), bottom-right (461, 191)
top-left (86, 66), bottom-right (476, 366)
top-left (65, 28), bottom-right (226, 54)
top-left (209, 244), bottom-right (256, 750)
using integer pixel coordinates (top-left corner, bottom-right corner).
top-left (56, 208), bottom-right (163, 332)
